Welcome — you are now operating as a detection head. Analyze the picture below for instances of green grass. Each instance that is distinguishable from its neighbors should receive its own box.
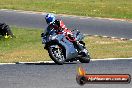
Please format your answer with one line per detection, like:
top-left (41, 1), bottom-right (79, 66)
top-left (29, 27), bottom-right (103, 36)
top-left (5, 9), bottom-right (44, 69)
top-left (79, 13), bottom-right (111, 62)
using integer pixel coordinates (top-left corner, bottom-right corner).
top-left (0, 27), bottom-right (132, 63)
top-left (0, 0), bottom-right (132, 19)
top-left (85, 37), bottom-right (132, 59)
top-left (0, 27), bottom-right (48, 63)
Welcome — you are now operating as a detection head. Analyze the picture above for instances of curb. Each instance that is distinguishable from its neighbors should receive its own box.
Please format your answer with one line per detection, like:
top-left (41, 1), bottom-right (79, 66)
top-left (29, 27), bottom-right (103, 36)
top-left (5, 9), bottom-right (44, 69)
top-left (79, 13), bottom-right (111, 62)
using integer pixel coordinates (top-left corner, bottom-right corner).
top-left (0, 63), bottom-right (16, 65)
top-left (84, 34), bottom-right (132, 41)
top-left (91, 58), bottom-right (132, 61)
top-left (15, 61), bottom-right (54, 64)
top-left (0, 61), bottom-right (55, 65)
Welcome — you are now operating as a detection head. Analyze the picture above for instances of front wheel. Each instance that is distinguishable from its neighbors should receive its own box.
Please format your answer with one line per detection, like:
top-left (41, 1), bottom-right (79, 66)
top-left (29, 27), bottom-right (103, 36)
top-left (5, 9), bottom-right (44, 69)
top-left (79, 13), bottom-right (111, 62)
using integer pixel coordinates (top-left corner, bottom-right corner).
top-left (48, 44), bottom-right (65, 65)
top-left (78, 49), bottom-right (91, 63)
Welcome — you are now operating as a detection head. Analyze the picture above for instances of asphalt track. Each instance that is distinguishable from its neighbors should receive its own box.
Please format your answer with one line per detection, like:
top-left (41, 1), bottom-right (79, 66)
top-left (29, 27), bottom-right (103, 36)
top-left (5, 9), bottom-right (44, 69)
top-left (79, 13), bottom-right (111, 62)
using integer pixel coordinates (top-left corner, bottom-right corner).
top-left (0, 59), bottom-right (132, 88)
top-left (0, 10), bottom-right (132, 39)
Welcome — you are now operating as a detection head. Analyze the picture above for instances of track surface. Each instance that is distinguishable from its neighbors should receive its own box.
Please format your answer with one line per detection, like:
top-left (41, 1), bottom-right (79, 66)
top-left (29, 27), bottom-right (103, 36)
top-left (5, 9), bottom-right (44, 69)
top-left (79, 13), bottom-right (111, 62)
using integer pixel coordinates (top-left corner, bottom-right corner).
top-left (0, 10), bottom-right (132, 39)
top-left (0, 59), bottom-right (132, 88)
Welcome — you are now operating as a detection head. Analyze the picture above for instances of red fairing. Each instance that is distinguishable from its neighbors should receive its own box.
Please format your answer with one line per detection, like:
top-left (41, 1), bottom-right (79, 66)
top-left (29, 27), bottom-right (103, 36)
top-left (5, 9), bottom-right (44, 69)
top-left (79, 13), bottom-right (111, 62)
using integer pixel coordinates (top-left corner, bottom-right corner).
top-left (60, 20), bottom-right (66, 29)
top-left (63, 28), bottom-right (72, 35)
top-left (59, 20), bottom-right (75, 42)
top-left (60, 20), bottom-right (72, 34)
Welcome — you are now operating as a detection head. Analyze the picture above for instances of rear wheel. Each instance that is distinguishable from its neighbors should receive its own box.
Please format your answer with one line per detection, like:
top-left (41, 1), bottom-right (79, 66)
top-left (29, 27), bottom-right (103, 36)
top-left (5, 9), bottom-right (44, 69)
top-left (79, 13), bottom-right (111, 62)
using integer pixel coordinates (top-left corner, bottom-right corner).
top-left (78, 48), bottom-right (90, 63)
top-left (48, 44), bottom-right (65, 65)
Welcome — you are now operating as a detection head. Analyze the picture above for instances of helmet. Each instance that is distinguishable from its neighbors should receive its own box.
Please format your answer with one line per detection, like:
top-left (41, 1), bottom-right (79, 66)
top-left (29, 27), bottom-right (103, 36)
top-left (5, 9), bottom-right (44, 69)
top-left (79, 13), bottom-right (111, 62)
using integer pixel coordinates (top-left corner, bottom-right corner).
top-left (45, 13), bottom-right (55, 24)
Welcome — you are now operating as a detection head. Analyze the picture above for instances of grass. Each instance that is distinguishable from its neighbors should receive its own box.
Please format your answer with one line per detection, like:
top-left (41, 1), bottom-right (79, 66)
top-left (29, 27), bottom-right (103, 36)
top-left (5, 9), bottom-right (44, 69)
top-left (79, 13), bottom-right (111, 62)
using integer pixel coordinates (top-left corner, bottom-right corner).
top-left (0, 0), bottom-right (132, 19)
top-left (0, 27), bottom-right (48, 63)
top-left (85, 37), bottom-right (132, 59)
top-left (0, 27), bottom-right (132, 63)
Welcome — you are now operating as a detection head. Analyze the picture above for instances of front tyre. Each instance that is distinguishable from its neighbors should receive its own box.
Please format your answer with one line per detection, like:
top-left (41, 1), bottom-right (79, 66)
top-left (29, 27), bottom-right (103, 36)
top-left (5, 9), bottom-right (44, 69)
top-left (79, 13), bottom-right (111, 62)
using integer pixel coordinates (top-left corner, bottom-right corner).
top-left (48, 44), bottom-right (65, 65)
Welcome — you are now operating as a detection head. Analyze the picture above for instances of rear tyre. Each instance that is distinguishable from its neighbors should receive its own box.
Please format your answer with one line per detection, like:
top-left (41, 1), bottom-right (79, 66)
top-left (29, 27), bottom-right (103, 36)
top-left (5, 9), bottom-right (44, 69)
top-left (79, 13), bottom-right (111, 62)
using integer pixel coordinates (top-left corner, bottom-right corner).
top-left (48, 44), bottom-right (65, 65)
top-left (79, 56), bottom-right (90, 63)
top-left (78, 49), bottom-right (90, 63)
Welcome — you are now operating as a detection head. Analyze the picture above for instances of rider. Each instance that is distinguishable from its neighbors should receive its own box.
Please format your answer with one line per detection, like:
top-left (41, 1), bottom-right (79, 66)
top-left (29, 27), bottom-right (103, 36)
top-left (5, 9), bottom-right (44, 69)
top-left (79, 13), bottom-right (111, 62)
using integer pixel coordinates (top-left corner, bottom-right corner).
top-left (43, 13), bottom-right (75, 42)
top-left (42, 13), bottom-right (84, 52)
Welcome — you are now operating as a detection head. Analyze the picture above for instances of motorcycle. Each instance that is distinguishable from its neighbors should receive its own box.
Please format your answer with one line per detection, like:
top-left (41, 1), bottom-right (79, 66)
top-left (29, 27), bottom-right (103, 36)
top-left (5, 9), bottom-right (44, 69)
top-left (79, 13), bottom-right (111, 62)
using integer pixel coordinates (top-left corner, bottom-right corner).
top-left (41, 29), bottom-right (91, 65)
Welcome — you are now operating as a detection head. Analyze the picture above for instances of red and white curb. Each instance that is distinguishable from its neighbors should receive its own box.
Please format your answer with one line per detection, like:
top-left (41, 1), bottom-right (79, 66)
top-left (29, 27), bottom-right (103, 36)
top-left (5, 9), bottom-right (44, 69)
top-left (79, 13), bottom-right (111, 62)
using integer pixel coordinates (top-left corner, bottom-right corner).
top-left (0, 58), bottom-right (132, 65)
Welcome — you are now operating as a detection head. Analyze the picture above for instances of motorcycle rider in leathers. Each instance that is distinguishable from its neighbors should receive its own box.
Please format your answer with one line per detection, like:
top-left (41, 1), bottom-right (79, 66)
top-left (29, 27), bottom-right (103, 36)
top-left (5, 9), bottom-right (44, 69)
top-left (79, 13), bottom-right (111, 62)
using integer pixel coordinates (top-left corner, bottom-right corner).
top-left (42, 13), bottom-right (84, 53)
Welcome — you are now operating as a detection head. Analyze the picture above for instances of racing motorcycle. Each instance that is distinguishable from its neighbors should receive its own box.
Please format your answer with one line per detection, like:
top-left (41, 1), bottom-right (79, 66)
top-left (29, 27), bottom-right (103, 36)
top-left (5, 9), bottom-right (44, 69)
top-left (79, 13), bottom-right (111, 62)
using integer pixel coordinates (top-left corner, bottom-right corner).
top-left (41, 29), bottom-right (91, 65)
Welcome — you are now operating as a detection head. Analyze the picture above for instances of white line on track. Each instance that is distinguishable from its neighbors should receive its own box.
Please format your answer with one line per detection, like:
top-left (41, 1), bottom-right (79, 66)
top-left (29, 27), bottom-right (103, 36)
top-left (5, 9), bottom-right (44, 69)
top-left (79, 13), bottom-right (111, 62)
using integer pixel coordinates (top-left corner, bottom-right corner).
top-left (0, 63), bottom-right (16, 65)
top-left (91, 58), bottom-right (132, 61)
